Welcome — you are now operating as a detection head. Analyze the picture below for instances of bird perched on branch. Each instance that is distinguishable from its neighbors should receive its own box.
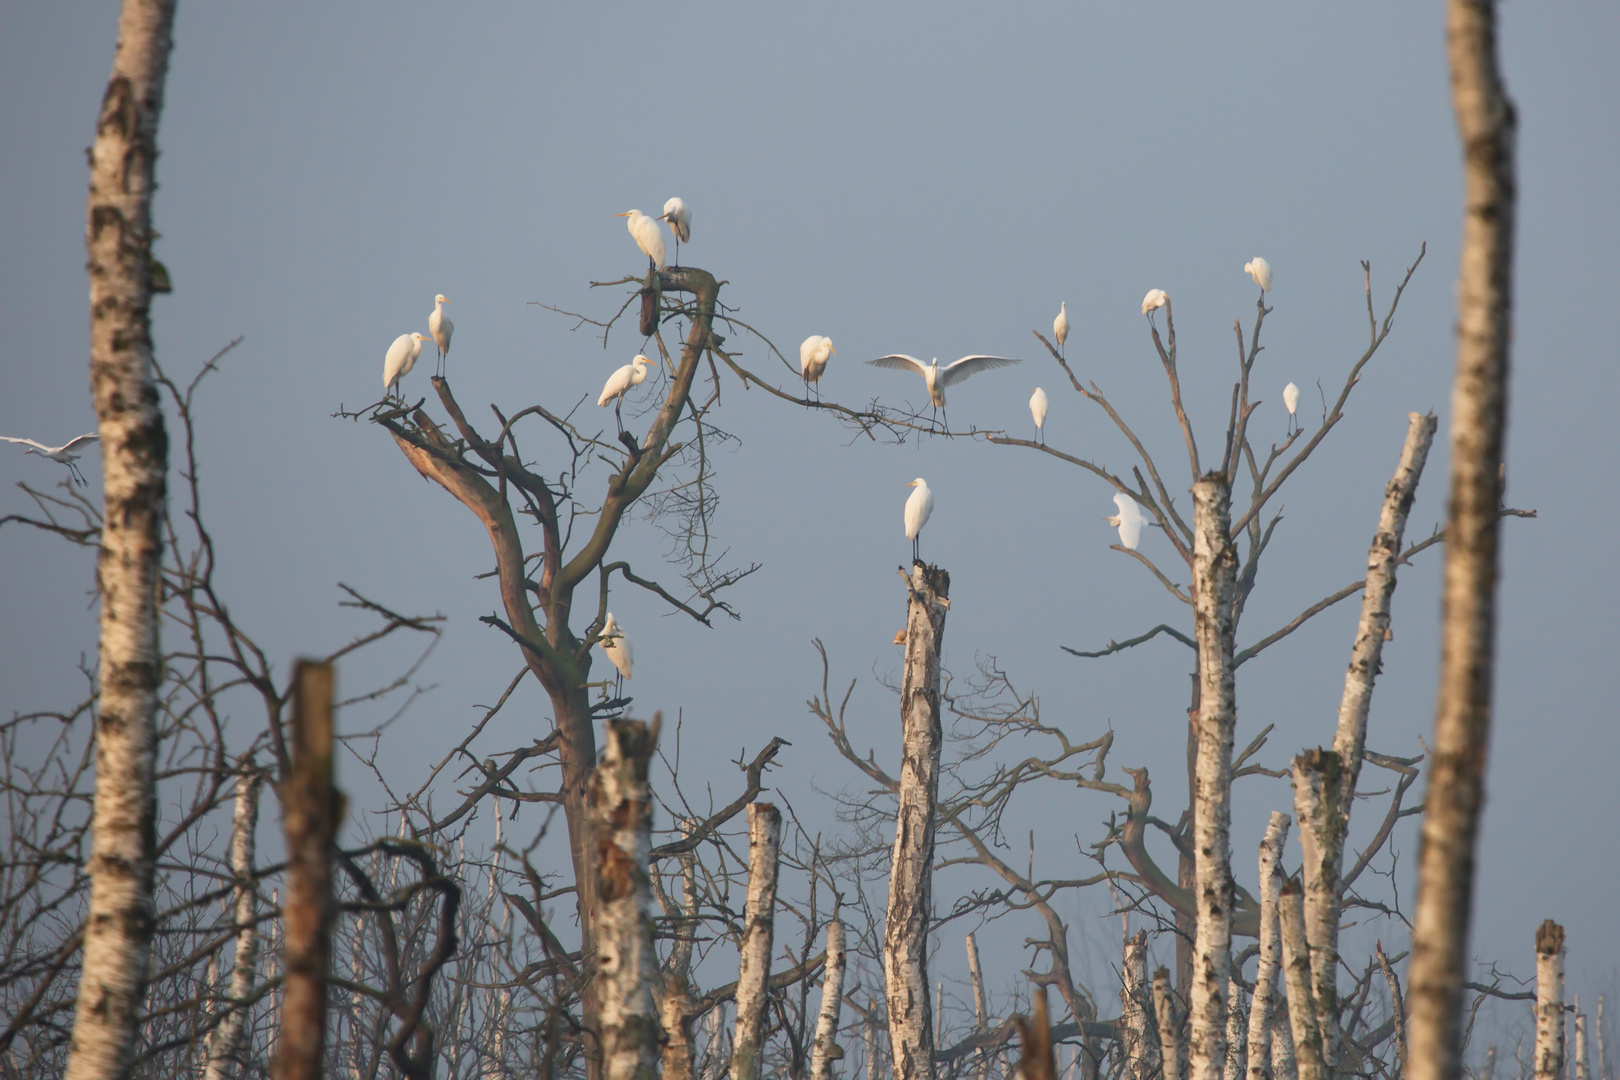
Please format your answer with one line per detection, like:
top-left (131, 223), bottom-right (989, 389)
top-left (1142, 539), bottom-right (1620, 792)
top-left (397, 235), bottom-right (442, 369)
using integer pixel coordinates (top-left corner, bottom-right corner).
top-left (1105, 492), bottom-right (1145, 550)
top-left (1245, 257), bottom-right (1273, 295)
top-left (383, 332), bottom-right (430, 400)
top-left (428, 294), bottom-right (453, 377)
top-left (599, 354), bottom-right (651, 431)
top-left (1, 433), bottom-right (99, 486)
top-left (1053, 302), bottom-right (1068, 357)
top-left (599, 612), bottom-right (633, 696)
top-left (661, 197), bottom-right (690, 266)
top-left (866, 353), bottom-right (1021, 431)
top-left (616, 209), bottom-right (666, 271)
top-left (1283, 381), bottom-right (1300, 433)
top-left (1030, 388), bottom-right (1048, 445)
top-left (1141, 289), bottom-right (1168, 325)
top-left (904, 478), bottom-right (934, 563)
top-left (799, 335), bottom-right (835, 401)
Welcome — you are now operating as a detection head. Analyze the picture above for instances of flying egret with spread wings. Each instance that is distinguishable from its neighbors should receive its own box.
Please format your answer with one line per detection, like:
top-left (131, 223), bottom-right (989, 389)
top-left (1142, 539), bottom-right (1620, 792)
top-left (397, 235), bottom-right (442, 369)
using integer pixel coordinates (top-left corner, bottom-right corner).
top-left (616, 210), bottom-right (666, 272)
top-left (1, 433), bottom-right (99, 486)
top-left (866, 353), bottom-right (1020, 430)
top-left (800, 335), bottom-right (835, 401)
top-left (904, 478), bottom-right (934, 563)
top-left (383, 333), bottom-right (430, 400)
top-left (661, 198), bottom-right (690, 266)
top-left (428, 295), bottom-right (453, 377)
top-left (1105, 492), bottom-right (1145, 550)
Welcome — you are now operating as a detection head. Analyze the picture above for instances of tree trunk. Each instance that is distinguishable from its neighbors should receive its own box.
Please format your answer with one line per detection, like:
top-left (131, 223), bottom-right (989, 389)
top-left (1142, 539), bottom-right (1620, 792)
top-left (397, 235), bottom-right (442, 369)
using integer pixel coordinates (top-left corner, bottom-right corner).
top-left (1533, 922), bottom-right (1565, 1080)
top-left (662, 824), bottom-right (700, 1080)
top-left (1122, 932), bottom-right (1160, 1080)
top-left (1271, 1008), bottom-right (1298, 1080)
top-left (204, 765), bottom-right (263, 1080)
top-left (1190, 475), bottom-right (1239, 1080)
top-left (271, 662), bottom-right (343, 1080)
top-left (810, 919), bottom-right (848, 1080)
top-left (1595, 997), bottom-right (1607, 1080)
top-left (968, 934), bottom-right (992, 1080)
top-left (1408, 6), bottom-right (1517, 1080)
top-left (592, 719), bottom-right (661, 1080)
top-left (885, 563), bottom-right (950, 1080)
top-left (1277, 882), bottom-right (1324, 1080)
top-left (1576, 1013), bottom-right (1589, 1080)
top-left (1225, 980), bottom-right (1249, 1080)
top-left (1376, 943), bottom-right (1409, 1080)
top-left (1289, 751), bottom-right (1342, 1076)
top-left (1155, 967), bottom-right (1186, 1080)
top-left (66, 4), bottom-right (178, 1078)
top-left (1247, 813), bottom-right (1291, 1080)
top-left (731, 804), bottom-right (782, 1080)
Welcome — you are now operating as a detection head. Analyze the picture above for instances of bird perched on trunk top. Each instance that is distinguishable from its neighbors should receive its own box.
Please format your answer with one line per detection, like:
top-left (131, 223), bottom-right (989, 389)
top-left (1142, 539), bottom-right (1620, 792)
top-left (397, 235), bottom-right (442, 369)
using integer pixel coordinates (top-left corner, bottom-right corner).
top-left (1244, 256), bottom-right (1273, 295)
top-left (428, 294), bottom-right (453, 377)
top-left (616, 209), bottom-right (666, 271)
top-left (867, 353), bottom-right (1020, 430)
top-left (661, 197), bottom-right (690, 265)
top-left (383, 332), bottom-right (430, 400)
top-left (904, 478), bottom-right (934, 563)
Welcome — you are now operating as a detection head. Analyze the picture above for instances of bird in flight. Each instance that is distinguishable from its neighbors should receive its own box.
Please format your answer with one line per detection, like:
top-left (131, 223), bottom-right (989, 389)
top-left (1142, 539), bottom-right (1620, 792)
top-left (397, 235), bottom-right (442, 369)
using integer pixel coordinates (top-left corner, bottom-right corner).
top-left (1105, 492), bottom-right (1146, 550)
top-left (866, 353), bottom-right (1020, 431)
top-left (1, 433), bottom-right (99, 486)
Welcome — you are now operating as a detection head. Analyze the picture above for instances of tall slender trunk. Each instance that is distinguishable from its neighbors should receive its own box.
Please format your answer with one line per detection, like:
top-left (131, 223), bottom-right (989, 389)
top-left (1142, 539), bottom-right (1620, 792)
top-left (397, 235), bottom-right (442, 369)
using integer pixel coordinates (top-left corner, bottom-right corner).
top-left (1190, 475), bottom-right (1239, 1080)
top-left (1155, 967), bottom-right (1186, 1080)
top-left (1595, 997), bottom-right (1607, 1080)
top-left (1576, 1012), bottom-right (1589, 1080)
top-left (1225, 980), bottom-right (1248, 1080)
top-left (204, 766), bottom-right (263, 1080)
top-left (662, 823), bottom-right (700, 1080)
top-left (1408, 6), bottom-right (1517, 1080)
top-left (1122, 932), bottom-right (1160, 1080)
top-left (1277, 882), bottom-right (1324, 1080)
top-left (810, 919), bottom-right (847, 1080)
top-left (592, 719), bottom-right (660, 1080)
top-left (1247, 813), bottom-right (1291, 1080)
top-left (1533, 923), bottom-right (1565, 1080)
top-left (67, 4), bottom-right (177, 1078)
top-left (731, 804), bottom-right (782, 1080)
top-left (1376, 943), bottom-right (1409, 1080)
top-left (1272, 1004), bottom-right (1298, 1080)
top-left (271, 662), bottom-right (343, 1080)
top-left (885, 563), bottom-right (950, 1080)
top-left (967, 934), bottom-right (992, 1080)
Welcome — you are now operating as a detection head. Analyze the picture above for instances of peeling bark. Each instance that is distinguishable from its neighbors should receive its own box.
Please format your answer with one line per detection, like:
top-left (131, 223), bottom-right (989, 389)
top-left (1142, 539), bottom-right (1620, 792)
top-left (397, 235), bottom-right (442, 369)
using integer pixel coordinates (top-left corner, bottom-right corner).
top-left (810, 919), bottom-right (847, 1080)
top-left (1277, 882), bottom-right (1324, 1080)
top-left (885, 563), bottom-right (950, 1080)
top-left (1533, 922), bottom-right (1565, 1080)
top-left (731, 804), bottom-right (782, 1080)
top-left (1247, 813), bottom-right (1291, 1080)
top-left (204, 766), bottom-right (263, 1080)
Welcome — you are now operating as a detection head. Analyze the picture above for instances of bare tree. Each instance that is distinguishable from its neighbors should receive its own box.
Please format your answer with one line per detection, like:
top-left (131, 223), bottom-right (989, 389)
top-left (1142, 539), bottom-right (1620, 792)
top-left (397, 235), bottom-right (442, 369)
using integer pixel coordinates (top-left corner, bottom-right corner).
top-left (1532, 923), bottom-right (1564, 1080)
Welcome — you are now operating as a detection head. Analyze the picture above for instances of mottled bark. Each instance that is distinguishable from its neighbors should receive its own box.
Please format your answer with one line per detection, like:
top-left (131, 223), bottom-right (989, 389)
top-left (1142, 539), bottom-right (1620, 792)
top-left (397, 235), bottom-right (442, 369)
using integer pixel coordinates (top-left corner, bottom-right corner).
top-left (810, 919), bottom-right (847, 1080)
top-left (1190, 475), bottom-right (1239, 1080)
top-left (1533, 923), bottom-right (1565, 1080)
top-left (1376, 943), bottom-right (1408, 1080)
top-left (204, 767), bottom-right (263, 1080)
top-left (592, 720), bottom-right (660, 1080)
top-left (1225, 980), bottom-right (1249, 1080)
top-left (885, 563), bottom-right (950, 1080)
top-left (1277, 882), bottom-right (1324, 1080)
top-left (1290, 751), bottom-right (1343, 1075)
top-left (1272, 1008), bottom-right (1298, 1080)
top-left (271, 662), bottom-right (343, 1080)
top-left (1247, 814), bottom-right (1292, 1080)
top-left (66, 3), bottom-right (178, 1078)
top-left (1575, 1012), bottom-right (1589, 1080)
top-left (731, 804), bottom-right (782, 1080)
top-left (1156, 967), bottom-right (1186, 1080)
top-left (1122, 932), bottom-right (1161, 1080)
top-left (1408, 7), bottom-right (1517, 1080)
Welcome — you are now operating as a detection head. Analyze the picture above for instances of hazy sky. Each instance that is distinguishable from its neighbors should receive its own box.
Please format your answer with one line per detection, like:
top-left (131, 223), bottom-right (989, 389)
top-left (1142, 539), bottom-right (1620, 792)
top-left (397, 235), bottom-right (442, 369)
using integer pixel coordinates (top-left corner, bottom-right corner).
top-left (4, 1), bottom-right (1617, 1038)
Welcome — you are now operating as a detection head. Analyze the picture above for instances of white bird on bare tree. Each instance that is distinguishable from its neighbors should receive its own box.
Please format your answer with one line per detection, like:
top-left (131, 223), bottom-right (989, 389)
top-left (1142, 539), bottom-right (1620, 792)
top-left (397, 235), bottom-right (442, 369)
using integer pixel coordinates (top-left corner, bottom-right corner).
top-left (1141, 289), bottom-right (1168, 328)
top-left (661, 198), bottom-right (690, 266)
top-left (616, 209), bottom-right (666, 272)
top-left (428, 294), bottom-right (453, 376)
top-left (1105, 492), bottom-right (1145, 550)
top-left (1283, 381), bottom-right (1300, 433)
top-left (1, 433), bottom-right (99, 486)
top-left (904, 478), bottom-right (934, 563)
top-left (800, 335), bottom-right (835, 401)
top-left (1054, 302), bottom-right (1069, 357)
top-left (598, 354), bottom-right (651, 431)
top-left (383, 332), bottom-right (430, 400)
top-left (1030, 388), bottom-right (1049, 445)
top-left (866, 353), bottom-right (1021, 430)
top-left (599, 612), bottom-right (633, 696)
top-left (1245, 257), bottom-right (1273, 295)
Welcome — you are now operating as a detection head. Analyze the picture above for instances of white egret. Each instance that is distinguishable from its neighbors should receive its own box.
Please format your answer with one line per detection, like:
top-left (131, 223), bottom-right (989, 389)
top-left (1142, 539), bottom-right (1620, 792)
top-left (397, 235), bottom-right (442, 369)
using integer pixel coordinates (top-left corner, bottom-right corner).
top-left (1105, 492), bottom-right (1145, 550)
top-left (428, 294), bottom-right (453, 377)
top-left (1141, 289), bottom-right (1168, 325)
top-left (904, 478), bottom-right (934, 563)
top-left (1030, 387), bottom-right (1049, 445)
top-left (1245, 257), bottom-right (1273, 294)
top-left (383, 332), bottom-right (430, 400)
top-left (599, 612), bottom-right (633, 696)
top-left (1054, 301), bottom-right (1069, 356)
top-left (615, 210), bottom-right (667, 272)
top-left (661, 197), bottom-right (690, 266)
top-left (1, 433), bottom-right (99, 486)
top-left (866, 353), bottom-right (1021, 430)
top-left (799, 335), bottom-right (835, 401)
top-left (1283, 381), bottom-right (1300, 433)
top-left (598, 354), bottom-right (651, 431)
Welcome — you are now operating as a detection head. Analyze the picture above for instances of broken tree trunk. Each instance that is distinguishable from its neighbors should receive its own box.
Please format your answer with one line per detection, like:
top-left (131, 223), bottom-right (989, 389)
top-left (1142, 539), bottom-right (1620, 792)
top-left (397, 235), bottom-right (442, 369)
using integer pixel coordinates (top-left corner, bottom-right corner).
top-left (1277, 881), bottom-right (1324, 1080)
top-left (1190, 475), bottom-right (1240, 1080)
top-left (1246, 813), bottom-right (1291, 1080)
top-left (1408, 6), bottom-right (1517, 1080)
top-left (204, 764), bottom-right (263, 1080)
top-left (1533, 922), bottom-right (1565, 1080)
top-left (885, 563), bottom-right (950, 1080)
top-left (592, 719), bottom-right (661, 1080)
top-left (661, 820), bottom-right (700, 1080)
top-left (967, 934), bottom-right (992, 1080)
top-left (66, 3), bottom-right (178, 1078)
top-left (731, 803), bottom-right (782, 1080)
top-left (809, 918), bottom-right (848, 1080)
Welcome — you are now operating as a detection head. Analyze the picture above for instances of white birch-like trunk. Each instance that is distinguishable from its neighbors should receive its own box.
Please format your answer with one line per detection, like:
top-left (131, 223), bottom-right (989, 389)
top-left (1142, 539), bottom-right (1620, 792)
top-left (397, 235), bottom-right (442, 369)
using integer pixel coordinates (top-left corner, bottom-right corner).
top-left (1535, 923), bottom-right (1566, 1080)
top-left (1156, 967), bottom-right (1186, 1080)
top-left (885, 563), bottom-right (950, 1080)
top-left (1225, 980), bottom-right (1249, 1080)
top-left (67, 4), bottom-right (178, 1079)
top-left (865, 1017), bottom-right (878, 1080)
top-left (1247, 813), bottom-right (1292, 1080)
top-left (1272, 1006), bottom-right (1298, 1080)
top-left (1577, 1012), bottom-right (1590, 1080)
top-left (661, 821), bottom-right (700, 1080)
top-left (1289, 752), bottom-right (1342, 1076)
top-left (203, 769), bottom-right (262, 1080)
top-left (810, 919), bottom-right (848, 1080)
top-left (967, 934), bottom-right (991, 1080)
top-left (1595, 997), bottom-right (1607, 1080)
top-left (1122, 931), bottom-right (1161, 1080)
top-left (731, 803), bottom-right (782, 1080)
top-left (1375, 942), bottom-right (1408, 1080)
top-left (591, 719), bottom-right (661, 1080)
top-left (1190, 475), bottom-right (1240, 1080)
top-left (1277, 882), bottom-right (1324, 1080)
top-left (486, 798), bottom-right (510, 1080)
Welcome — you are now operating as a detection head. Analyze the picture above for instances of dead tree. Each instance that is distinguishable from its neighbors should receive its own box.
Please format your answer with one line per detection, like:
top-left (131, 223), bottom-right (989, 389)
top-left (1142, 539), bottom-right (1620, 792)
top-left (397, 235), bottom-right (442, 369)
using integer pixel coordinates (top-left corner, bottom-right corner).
top-left (1277, 881), bottom-right (1324, 1080)
top-left (732, 804), bottom-right (783, 1080)
top-left (1246, 813), bottom-right (1291, 1080)
top-left (1532, 923), bottom-right (1564, 1080)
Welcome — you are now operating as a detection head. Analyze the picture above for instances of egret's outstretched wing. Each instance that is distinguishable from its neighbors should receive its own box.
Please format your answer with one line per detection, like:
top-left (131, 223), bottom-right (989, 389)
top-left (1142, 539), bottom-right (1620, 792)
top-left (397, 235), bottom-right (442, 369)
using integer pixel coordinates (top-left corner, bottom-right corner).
top-left (938, 355), bottom-right (1020, 387)
top-left (867, 354), bottom-right (929, 376)
top-left (58, 433), bottom-right (100, 453)
top-left (0, 437), bottom-right (49, 452)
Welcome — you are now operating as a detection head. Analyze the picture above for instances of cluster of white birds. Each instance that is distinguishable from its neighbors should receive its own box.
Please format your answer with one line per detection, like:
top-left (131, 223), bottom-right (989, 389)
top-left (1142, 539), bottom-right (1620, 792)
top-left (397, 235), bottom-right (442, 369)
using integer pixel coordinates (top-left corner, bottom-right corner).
top-left (382, 294), bottom-right (454, 400)
top-left (616, 197), bottom-right (692, 272)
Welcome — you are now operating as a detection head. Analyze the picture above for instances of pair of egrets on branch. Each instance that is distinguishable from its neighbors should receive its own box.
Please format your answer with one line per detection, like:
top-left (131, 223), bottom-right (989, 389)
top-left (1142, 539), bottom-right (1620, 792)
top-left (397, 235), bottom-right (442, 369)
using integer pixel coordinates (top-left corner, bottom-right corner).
top-left (382, 293), bottom-right (455, 399)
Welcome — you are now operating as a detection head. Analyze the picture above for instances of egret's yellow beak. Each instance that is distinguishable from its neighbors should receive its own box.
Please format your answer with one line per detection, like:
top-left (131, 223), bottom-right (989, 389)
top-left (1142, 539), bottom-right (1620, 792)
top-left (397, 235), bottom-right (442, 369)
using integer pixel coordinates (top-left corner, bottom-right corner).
top-left (907, 480), bottom-right (919, 487)
top-left (830, 346), bottom-right (838, 355)
top-left (614, 211), bottom-right (632, 217)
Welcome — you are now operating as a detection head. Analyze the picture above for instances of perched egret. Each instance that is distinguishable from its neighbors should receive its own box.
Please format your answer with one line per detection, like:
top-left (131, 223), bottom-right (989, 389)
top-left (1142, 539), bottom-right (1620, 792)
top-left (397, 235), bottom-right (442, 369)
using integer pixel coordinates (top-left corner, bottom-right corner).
top-left (799, 335), bottom-right (835, 401)
top-left (383, 332), bottom-right (430, 400)
top-left (1245, 257), bottom-right (1273, 295)
top-left (428, 295), bottom-right (453, 377)
top-left (1030, 387), bottom-right (1049, 445)
top-left (661, 197), bottom-right (690, 266)
top-left (598, 354), bottom-right (651, 431)
top-left (1141, 288), bottom-right (1168, 320)
top-left (1105, 492), bottom-right (1145, 550)
top-left (1054, 302), bottom-right (1069, 356)
top-left (866, 353), bottom-right (1021, 430)
top-left (904, 478), bottom-right (934, 563)
top-left (1283, 381), bottom-right (1300, 433)
top-left (599, 612), bottom-right (633, 696)
top-left (615, 210), bottom-right (667, 272)
top-left (1, 433), bottom-right (99, 486)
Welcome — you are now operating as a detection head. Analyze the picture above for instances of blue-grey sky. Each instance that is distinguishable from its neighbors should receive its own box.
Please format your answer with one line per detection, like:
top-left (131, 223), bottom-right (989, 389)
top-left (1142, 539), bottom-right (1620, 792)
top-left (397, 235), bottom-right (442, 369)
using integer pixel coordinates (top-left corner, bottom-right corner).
top-left (4, 0), bottom-right (1617, 1034)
